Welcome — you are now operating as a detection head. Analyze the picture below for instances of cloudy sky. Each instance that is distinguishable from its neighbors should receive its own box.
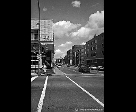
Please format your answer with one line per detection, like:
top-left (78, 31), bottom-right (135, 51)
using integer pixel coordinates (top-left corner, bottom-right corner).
top-left (31, 0), bottom-right (104, 59)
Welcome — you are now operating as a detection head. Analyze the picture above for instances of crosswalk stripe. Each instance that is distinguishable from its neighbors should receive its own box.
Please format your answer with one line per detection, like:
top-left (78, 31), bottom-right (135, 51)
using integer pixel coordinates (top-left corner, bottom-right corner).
top-left (37, 76), bottom-right (49, 112)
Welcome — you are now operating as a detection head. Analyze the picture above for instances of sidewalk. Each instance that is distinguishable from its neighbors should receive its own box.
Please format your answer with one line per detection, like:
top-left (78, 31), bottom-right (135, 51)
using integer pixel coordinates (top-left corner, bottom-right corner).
top-left (54, 67), bottom-right (65, 75)
top-left (82, 71), bottom-right (104, 76)
top-left (69, 66), bottom-right (79, 70)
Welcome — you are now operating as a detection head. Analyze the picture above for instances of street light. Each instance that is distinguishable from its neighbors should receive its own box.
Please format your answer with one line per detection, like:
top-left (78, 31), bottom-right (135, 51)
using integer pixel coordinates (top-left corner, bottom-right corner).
top-left (37, 0), bottom-right (55, 74)
top-left (37, 0), bottom-right (41, 75)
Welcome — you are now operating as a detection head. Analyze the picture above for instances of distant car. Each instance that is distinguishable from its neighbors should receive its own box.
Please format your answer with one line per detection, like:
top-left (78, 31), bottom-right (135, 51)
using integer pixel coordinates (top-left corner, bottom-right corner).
top-left (67, 65), bottom-right (70, 67)
top-left (98, 66), bottom-right (104, 71)
top-left (89, 65), bottom-right (98, 73)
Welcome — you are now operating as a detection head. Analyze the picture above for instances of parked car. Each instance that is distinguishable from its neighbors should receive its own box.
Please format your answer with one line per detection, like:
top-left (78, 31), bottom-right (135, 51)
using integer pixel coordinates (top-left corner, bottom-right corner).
top-left (78, 65), bottom-right (90, 73)
top-left (90, 65), bottom-right (98, 70)
top-left (89, 65), bottom-right (98, 73)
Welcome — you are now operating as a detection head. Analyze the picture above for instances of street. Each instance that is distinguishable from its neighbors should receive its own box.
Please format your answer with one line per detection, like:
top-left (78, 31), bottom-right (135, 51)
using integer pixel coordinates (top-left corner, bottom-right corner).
top-left (31, 66), bottom-right (104, 112)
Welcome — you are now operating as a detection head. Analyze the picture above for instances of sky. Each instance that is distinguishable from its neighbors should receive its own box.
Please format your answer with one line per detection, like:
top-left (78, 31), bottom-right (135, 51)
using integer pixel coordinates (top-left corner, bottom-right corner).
top-left (31, 0), bottom-right (104, 59)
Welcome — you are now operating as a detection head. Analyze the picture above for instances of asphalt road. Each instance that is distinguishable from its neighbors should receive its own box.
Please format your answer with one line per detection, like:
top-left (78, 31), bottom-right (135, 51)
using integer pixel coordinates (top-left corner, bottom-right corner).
top-left (31, 66), bottom-right (104, 112)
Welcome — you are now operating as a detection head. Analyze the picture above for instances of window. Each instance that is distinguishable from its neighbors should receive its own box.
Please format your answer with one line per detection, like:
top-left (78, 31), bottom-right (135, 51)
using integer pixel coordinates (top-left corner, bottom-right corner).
top-left (93, 45), bottom-right (97, 50)
top-left (102, 51), bottom-right (104, 55)
top-left (91, 52), bottom-right (97, 57)
top-left (91, 45), bottom-right (97, 51)
top-left (81, 49), bottom-right (84, 52)
top-left (91, 40), bottom-right (95, 45)
top-left (87, 49), bottom-right (89, 52)
top-left (91, 47), bottom-right (93, 51)
top-left (95, 40), bottom-right (97, 43)
top-left (91, 41), bottom-right (93, 45)
top-left (93, 59), bottom-right (97, 63)
top-left (88, 43), bottom-right (89, 46)
top-left (94, 40), bottom-right (95, 44)
top-left (102, 43), bottom-right (104, 48)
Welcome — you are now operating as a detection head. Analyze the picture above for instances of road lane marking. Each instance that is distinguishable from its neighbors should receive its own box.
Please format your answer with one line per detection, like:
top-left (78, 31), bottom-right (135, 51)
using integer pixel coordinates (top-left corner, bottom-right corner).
top-left (64, 73), bottom-right (104, 107)
top-left (37, 76), bottom-right (49, 112)
top-left (31, 76), bottom-right (38, 82)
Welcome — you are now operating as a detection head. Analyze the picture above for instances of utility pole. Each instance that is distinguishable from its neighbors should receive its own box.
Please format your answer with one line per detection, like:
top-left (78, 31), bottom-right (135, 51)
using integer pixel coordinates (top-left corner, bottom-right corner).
top-left (37, 0), bottom-right (41, 75)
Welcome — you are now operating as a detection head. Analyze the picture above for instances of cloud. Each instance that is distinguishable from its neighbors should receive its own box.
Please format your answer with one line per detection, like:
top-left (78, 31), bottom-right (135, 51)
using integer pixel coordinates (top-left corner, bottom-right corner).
top-left (53, 21), bottom-right (81, 39)
top-left (54, 48), bottom-right (68, 58)
top-left (66, 41), bottom-right (72, 44)
top-left (61, 53), bottom-right (66, 58)
top-left (59, 41), bottom-right (72, 47)
top-left (86, 11), bottom-right (104, 29)
top-left (59, 44), bottom-right (65, 47)
top-left (55, 49), bottom-right (63, 54)
top-left (71, 11), bottom-right (104, 39)
top-left (81, 42), bottom-right (86, 45)
top-left (43, 7), bottom-right (47, 11)
top-left (72, 0), bottom-right (81, 8)
top-left (71, 27), bottom-right (91, 38)
top-left (90, 3), bottom-right (99, 8)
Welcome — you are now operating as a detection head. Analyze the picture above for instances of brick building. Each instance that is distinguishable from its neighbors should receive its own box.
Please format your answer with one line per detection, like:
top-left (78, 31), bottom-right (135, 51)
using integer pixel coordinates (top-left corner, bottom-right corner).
top-left (67, 49), bottom-right (73, 65)
top-left (63, 55), bottom-right (68, 64)
top-left (78, 45), bottom-right (86, 66)
top-left (72, 45), bottom-right (85, 66)
top-left (85, 33), bottom-right (104, 67)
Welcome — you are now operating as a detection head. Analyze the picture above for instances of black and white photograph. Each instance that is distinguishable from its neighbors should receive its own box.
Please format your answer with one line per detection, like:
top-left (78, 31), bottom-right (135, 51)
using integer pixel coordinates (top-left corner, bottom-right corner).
top-left (31, 0), bottom-right (104, 111)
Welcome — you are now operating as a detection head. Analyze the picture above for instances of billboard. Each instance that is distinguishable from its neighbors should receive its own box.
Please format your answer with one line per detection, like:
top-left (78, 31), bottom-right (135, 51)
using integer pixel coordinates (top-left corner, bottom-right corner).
top-left (31, 19), bottom-right (54, 42)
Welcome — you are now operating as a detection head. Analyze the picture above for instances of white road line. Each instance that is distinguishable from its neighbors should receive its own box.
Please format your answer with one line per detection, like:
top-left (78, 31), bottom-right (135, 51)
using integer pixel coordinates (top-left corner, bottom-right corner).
top-left (31, 76), bottom-right (38, 82)
top-left (64, 73), bottom-right (104, 107)
top-left (37, 76), bottom-right (49, 112)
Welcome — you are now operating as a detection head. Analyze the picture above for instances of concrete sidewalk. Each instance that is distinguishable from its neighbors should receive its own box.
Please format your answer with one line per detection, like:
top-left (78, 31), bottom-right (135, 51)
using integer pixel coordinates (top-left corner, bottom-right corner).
top-left (54, 67), bottom-right (65, 75)
top-left (68, 66), bottom-right (79, 71)
top-left (81, 71), bottom-right (104, 76)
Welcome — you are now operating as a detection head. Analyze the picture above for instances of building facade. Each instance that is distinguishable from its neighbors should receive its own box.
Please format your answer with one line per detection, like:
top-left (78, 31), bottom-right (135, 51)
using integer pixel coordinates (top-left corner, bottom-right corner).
top-left (79, 45), bottom-right (86, 65)
top-left (31, 28), bottom-right (39, 73)
top-left (31, 19), bottom-right (54, 73)
top-left (72, 45), bottom-right (85, 66)
top-left (85, 33), bottom-right (104, 66)
top-left (63, 55), bottom-right (68, 64)
top-left (67, 49), bottom-right (73, 65)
